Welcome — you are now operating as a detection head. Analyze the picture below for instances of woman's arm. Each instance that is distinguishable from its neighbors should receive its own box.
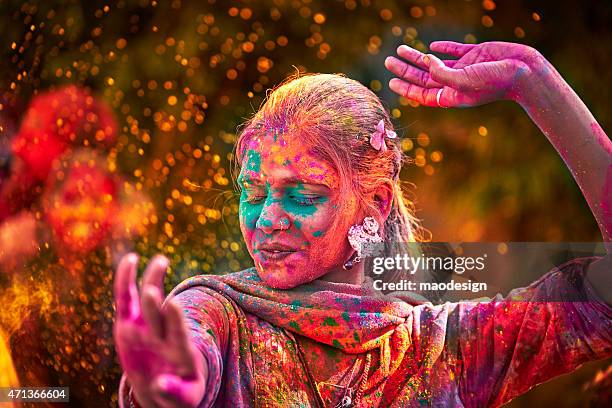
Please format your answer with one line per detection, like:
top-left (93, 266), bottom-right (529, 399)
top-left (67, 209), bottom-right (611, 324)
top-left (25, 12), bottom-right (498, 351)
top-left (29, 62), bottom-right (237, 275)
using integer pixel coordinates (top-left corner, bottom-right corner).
top-left (506, 51), bottom-right (612, 242)
top-left (385, 41), bottom-right (612, 300)
top-left (446, 257), bottom-right (612, 407)
top-left (508, 56), bottom-right (612, 304)
top-left (385, 41), bottom-right (611, 242)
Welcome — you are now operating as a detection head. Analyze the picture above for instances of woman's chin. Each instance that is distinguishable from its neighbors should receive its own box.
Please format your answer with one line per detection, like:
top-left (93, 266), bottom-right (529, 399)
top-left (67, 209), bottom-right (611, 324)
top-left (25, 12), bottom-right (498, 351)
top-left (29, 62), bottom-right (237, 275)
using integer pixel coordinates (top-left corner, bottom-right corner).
top-left (255, 261), bottom-right (321, 289)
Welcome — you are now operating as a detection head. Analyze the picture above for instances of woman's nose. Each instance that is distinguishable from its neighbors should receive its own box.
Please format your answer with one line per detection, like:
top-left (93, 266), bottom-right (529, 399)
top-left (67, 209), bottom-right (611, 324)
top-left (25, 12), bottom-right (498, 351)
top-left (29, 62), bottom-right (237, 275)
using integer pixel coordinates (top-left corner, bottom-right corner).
top-left (256, 199), bottom-right (291, 233)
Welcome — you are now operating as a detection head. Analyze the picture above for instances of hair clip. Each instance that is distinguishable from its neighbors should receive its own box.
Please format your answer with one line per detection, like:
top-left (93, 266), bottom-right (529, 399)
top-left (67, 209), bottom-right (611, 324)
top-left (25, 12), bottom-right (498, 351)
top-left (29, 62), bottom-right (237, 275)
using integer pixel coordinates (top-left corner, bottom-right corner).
top-left (369, 119), bottom-right (397, 152)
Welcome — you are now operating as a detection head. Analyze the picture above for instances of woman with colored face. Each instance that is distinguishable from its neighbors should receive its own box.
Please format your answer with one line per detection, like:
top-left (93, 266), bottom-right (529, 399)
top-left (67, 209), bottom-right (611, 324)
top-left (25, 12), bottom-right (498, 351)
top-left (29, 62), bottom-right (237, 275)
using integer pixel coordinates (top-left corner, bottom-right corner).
top-left (237, 132), bottom-right (359, 289)
top-left (114, 40), bottom-right (611, 408)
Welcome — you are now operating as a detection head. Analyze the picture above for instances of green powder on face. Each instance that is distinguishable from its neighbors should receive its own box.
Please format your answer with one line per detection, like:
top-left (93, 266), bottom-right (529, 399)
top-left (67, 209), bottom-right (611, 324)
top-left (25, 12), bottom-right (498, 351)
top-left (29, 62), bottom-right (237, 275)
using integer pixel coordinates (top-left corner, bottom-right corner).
top-left (246, 149), bottom-right (261, 172)
top-left (258, 218), bottom-right (272, 227)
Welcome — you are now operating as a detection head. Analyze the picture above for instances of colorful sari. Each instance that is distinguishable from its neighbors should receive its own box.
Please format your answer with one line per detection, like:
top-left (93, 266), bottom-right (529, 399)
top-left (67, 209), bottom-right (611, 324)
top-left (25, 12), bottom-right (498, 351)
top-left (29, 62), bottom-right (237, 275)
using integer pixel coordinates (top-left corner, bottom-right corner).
top-left (120, 257), bottom-right (612, 407)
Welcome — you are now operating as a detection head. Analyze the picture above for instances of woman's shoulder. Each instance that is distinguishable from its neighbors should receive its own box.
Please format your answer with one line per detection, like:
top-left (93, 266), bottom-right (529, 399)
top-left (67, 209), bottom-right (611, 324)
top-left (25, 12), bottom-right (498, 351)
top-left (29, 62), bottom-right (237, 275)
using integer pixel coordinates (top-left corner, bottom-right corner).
top-left (551, 255), bottom-right (603, 273)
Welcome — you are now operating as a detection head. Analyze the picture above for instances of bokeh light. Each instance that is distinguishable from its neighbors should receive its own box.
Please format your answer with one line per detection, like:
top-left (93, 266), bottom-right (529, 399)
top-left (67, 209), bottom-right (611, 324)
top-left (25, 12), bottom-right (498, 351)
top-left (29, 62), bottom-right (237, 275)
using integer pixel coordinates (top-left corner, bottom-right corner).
top-left (0, 1), bottom-right (609, 406)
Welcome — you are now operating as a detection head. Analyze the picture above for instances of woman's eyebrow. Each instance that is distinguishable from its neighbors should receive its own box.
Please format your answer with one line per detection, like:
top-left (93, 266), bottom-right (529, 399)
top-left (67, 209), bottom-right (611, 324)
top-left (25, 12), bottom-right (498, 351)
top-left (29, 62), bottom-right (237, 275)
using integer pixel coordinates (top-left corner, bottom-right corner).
top-left (238, 174), bottom-right (331, 189)
top-left (281, 176), bottom-right (331, 189)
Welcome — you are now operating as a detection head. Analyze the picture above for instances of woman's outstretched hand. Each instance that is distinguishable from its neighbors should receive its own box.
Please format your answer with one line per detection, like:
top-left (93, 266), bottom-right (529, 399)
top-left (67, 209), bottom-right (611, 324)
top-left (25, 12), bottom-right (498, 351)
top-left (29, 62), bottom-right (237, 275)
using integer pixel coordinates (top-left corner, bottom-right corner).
top-left (385, 41), bottom-right (544, 107)
top-left (114, 254), bottom-right (207, 408)
top-left (386, 39), bottom-right (612, 280)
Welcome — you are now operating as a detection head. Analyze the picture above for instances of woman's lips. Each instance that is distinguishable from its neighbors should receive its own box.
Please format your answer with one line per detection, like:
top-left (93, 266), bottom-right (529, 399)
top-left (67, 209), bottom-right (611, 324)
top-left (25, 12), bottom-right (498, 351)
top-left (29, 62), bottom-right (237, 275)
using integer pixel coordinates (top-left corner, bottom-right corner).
top-left (255, 243), bottom-right (299, 262)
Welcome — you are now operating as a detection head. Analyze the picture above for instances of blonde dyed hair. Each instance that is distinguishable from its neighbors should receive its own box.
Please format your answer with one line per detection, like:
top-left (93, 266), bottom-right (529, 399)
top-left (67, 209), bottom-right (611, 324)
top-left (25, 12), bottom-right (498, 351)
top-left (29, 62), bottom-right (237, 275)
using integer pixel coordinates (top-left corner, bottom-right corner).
top-left (235, 73), bottom-right (428, 258)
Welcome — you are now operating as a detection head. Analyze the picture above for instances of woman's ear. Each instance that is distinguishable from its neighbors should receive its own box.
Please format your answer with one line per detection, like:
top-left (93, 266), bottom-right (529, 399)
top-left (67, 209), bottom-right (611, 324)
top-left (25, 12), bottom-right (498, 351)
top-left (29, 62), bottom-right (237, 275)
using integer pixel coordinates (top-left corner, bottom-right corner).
top-left (373, 182), bottom-right (394, 222)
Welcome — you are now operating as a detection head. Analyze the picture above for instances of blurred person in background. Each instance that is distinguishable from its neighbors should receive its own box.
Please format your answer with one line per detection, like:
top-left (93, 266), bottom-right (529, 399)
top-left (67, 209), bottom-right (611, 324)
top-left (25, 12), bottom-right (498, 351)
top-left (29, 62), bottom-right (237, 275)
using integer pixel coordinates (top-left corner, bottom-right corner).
top-left (0, 86), bottom-right (155, 404)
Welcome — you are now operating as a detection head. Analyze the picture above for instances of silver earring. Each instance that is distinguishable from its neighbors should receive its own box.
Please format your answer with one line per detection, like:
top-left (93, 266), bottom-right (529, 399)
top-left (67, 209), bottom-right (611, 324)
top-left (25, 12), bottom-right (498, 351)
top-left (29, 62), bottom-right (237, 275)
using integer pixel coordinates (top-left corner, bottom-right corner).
top-left (343, 217), bottom-right (383, 270)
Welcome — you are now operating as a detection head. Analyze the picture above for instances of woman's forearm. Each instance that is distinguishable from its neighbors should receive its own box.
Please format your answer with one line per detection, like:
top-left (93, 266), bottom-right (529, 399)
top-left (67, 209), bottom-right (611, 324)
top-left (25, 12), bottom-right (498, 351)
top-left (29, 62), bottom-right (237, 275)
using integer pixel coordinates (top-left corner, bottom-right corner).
top-left (511, 54), bottom-right (612, 242)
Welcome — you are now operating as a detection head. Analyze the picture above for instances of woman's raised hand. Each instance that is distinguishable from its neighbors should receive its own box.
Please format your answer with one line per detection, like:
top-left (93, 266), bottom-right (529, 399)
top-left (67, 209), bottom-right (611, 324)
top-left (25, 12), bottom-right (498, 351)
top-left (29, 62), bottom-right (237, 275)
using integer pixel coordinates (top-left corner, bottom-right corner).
top-left (114, 254), bottom-right (207, 408)
top-left (385, 41), bottom-right (545, 107)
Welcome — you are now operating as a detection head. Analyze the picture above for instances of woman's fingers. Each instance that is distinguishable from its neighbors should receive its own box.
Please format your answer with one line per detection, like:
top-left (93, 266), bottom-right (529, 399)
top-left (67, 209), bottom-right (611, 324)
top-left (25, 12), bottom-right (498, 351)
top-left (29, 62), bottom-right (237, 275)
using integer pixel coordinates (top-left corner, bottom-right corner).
top-left (388, 49), bottom-right (476, 106)
top-left (153, 302), bottom-right (206, 407)
top-left (389, 45), bottom-right (461, 88)
top-left (140, 255), bottom-right (168, 338)
top-left (388, 79), bottom-right (473, 108)
top-left (388, 79), bottom-right (445, 106)
top-left (142, 285), bottom-right (165, 339)
top-left (385, 56), bottom-right (442, 88)
top-left (426, 53), bottom-right (517, 94)
top-left (423, 54), bottom-right (472, 90)
top-left (396, 45), bottom-right (430, 70)
top-left (430, 41), bottom-right (476, 57)
top-left (142, 255), bottom-right (169, 292)
top-left (162, 299), bottom-right (197, 374)
top-left (114, 253), bottom-right (141, 320)
top-left (140, 255), bottom-right (169, 337)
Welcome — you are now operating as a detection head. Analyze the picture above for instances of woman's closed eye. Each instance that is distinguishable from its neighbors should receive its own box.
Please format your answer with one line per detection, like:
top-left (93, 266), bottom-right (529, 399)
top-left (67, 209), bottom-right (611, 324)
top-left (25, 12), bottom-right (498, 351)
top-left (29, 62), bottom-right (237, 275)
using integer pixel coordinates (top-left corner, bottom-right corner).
top-left (290, 194), bottom-right (324, 206)
top-left (241, 192), bottom-right (324, 206)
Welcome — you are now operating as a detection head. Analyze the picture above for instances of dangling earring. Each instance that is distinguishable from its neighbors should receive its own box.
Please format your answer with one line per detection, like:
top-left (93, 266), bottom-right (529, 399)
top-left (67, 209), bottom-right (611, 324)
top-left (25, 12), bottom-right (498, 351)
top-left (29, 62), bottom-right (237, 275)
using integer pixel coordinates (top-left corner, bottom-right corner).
top-left (343, 217), bottom-right (383, 270)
